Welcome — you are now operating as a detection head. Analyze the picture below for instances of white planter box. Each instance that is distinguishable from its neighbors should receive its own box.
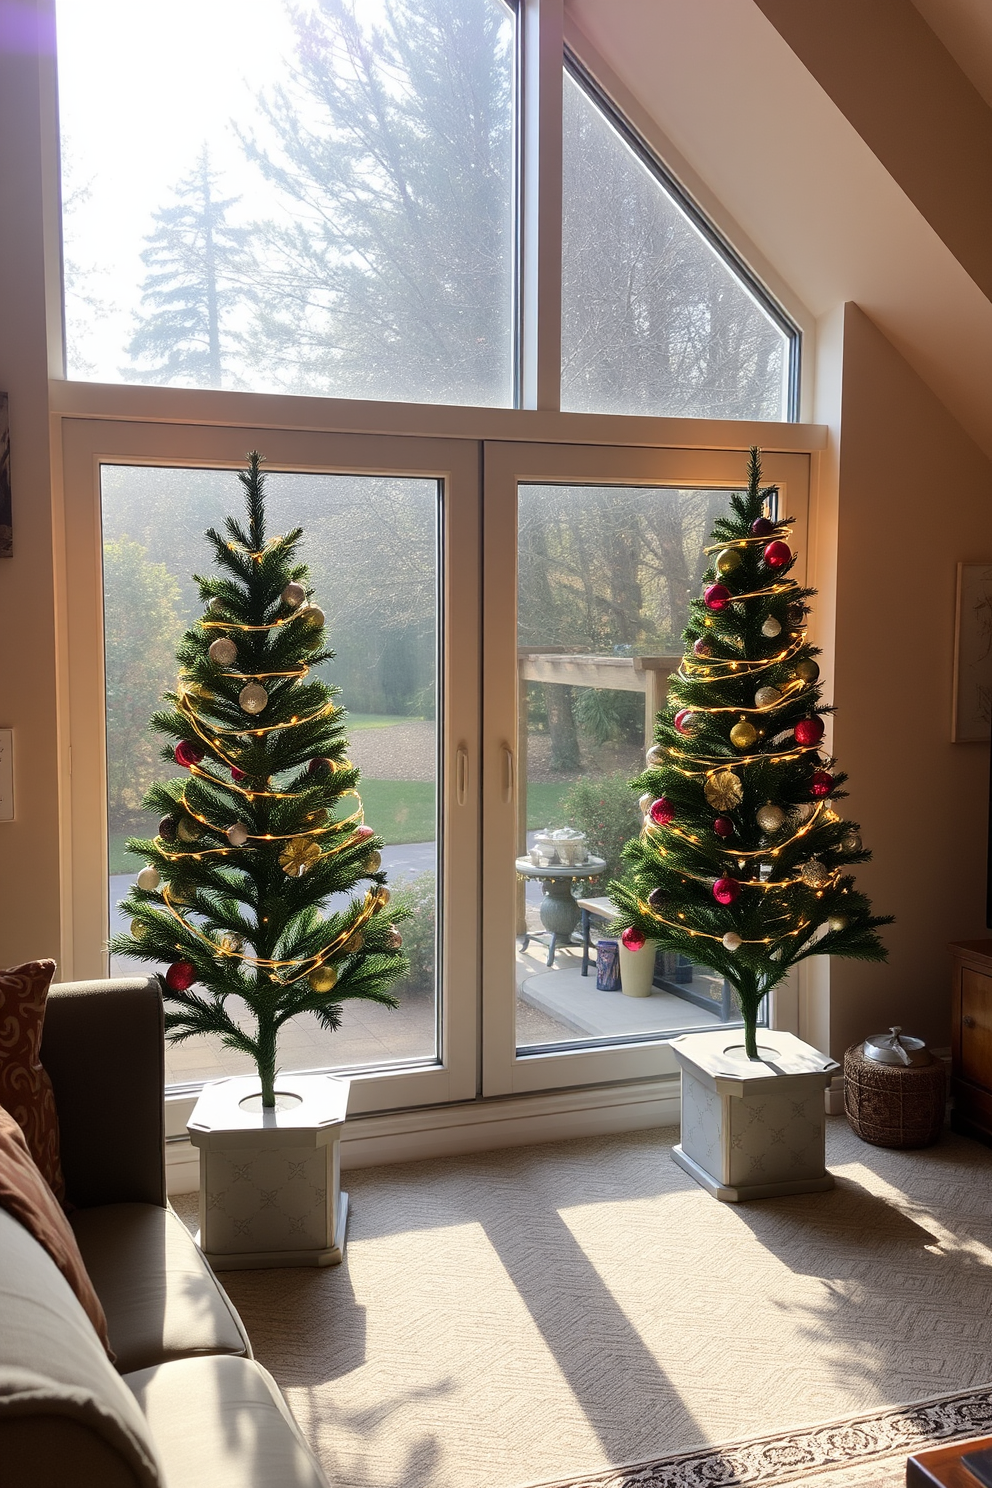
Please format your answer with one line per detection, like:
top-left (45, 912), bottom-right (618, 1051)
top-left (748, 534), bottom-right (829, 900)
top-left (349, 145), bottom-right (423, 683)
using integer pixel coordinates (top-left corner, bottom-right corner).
top-left (187, 1072), bottom-right (350, 1269)
top-left (670, 1029), bottom-right (840, 1202)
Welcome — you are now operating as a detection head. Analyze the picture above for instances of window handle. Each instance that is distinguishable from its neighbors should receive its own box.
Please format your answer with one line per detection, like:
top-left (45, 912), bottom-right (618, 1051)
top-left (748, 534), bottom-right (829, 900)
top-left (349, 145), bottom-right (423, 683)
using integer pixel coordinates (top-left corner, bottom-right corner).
top-left (501, 744), bottom-right (514, 804)
top-left (456, 746), bottom-right (468, 807)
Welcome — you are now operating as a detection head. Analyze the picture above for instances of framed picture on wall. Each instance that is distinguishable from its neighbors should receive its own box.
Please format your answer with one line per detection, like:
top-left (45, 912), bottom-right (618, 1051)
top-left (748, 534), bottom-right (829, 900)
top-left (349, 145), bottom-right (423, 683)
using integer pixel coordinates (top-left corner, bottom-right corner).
top-left (953, 561), bottom-right (992, 741)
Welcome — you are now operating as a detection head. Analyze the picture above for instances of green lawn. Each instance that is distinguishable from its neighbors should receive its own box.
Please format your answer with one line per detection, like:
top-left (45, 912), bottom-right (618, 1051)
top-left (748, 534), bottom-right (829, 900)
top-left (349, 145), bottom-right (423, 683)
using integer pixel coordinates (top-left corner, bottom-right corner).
top-left (110, 777), bottom-right (572, 874)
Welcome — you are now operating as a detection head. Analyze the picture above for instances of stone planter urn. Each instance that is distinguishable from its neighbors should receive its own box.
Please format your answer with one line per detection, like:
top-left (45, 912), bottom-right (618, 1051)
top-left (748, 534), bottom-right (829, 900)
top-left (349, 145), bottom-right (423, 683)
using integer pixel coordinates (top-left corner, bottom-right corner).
top-left (670, 1028), bottom-right (839, 1202)
top-left (188, 1071), bottom-right (350, 1269)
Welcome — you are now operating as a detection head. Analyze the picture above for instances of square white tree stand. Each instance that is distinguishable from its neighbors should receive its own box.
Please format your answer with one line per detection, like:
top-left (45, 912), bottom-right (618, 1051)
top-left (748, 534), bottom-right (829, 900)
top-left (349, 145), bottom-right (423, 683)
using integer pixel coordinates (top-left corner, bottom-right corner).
top-left (670, 1029), bottom-right (840, 1202)
top-left (187, 1072), bottom-right (350, 1269)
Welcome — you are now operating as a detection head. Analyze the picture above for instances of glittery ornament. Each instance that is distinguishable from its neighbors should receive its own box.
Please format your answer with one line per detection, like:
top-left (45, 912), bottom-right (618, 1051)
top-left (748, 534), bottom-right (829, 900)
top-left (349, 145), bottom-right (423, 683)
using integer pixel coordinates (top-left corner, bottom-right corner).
top-left (800, 859), bottom-right (830, 888)
top-left (715, 547), bottom-right (742, 576)
top-left (136, 866), bottom-right (160, 892)
top-left (218, 933), bottom-right (244, 955)
top-left (764, 540), bottom-right (792, 569)
top-left (828, 916), bottom-right (848, 933)
top-left (355, 825), bottom-right (375, 842)
top-left (762, 615), bottom-right (782, 638)
top-left (756, 803), bottom-right (786, 833)
top-left (841, 831), bottom-right (862, 853)
top-left (754, 686), bottom-right (782, 709)
top-left (646, 744), bottom-right (664, 767)
top-left (751, 516), bottom-right (775, 537)
top-left (208, 636), bottom-right (237, 667)
top-left (226, 822), bottom-right (249, 847)
top-left (239, 682), bottom-right (268, 715)
top-left (159, 815), bottom-right (178, 842)
top-left (282, 581), bottom-right (306, 609)
top-left (344, 930), bottom-right (365, 955)
top-left (647, 887), bottom-right (667, 911)
top-left (704, 771), bottom-right (743, 811)
top-left (279, 836), bottom-right (322, 876)
top-left (810, 770), bottom-right (834, 798)
top-left (309, 965), bottom-right (338, 994)
top-left (714, 816), bottom-right (735, 838)
top-left (693, 637), bottom-right (712, 658)
top-left (729, 719), bottom-right (758, 750)
top-left (621, 926), bottom-right (646, 951)
top-left (638, 792), bottom-right (653, 814)
top-left (713, 875), bottom-right (741, 905)
top-left (363, 852), bottom-right (382, 873)
top-left (178, 818), bottom-right (202, 843)
top-left (722, 931), bottom-right (743, 952)
top-left (130, 919), bottom-right (149, 940)
top-left (794, 717), bottom-right (824, 746)
top-left (302, 605), bottom-right (325, 629)
top-left (649, 797), bottom-right (675, 826)
top-left (704, 583), bottom-right (732, 611)
top-left (673, 709), bottom-right (698, 735)
top-left (794, 659), bottom-right (819, 683)
top-left (174, 741), bottom-right (204, 769)
top-left (165, 960), bottom-right (196, 992)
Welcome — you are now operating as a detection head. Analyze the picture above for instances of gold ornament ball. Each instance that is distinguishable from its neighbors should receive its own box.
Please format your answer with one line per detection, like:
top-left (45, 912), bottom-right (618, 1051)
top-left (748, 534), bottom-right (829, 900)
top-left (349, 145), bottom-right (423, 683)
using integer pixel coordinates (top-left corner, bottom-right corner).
top-left (638, 792), bottom-right (653, 814)
top-left (302, 605), bottom-right (325, 629)
top-left (208, 636), bottom-right (237, 667)
top-left (130, 918), bottom-right (149, 940)
top-left (729, 719), bottom-right (758, 750)
top-left (226, 822), bottom-right (249, 847)
top-left (375, 886), bottom-right (391, 909)
top-left (704, 770), bottom-right (743, 811)
top-left (344, 930), bottom-right (365, 954)
top-left (363, 851), bottom-right (382, 874)
top-left (136, 866), bottom-right (160, 892)
top-left (756, 803), bottom-right (786, 833)
top-left (828, 915), bottom-right (848, 933)
top-left (239, 682), bottom-right (269, 715)
top-left (722, 931), bottom-right (742, 952)
top-left (715, 547), bottom-right (742, 576)
top-left (219, 933), bottom-right (244, 955)
top-left (645, 744), bottom-right (664, 767)
top-left (309, 965), bottom-right (338, 994)
top-left (754, 686), bottom-right (781, 709)
top-left (279, 835), bottom-right (321, 877)
top-left (177, 817), bottom-right (201, 842)
top-left (800, 858), bottom-right (830, 888)
top-left (761, 616), bottom-right (782, 638)
top-left (282, 581), bottom-right (306, 609)
top-left (841, 831), bottom-right (862, 853)
top-left (795, 659), bottom-right (820, 684)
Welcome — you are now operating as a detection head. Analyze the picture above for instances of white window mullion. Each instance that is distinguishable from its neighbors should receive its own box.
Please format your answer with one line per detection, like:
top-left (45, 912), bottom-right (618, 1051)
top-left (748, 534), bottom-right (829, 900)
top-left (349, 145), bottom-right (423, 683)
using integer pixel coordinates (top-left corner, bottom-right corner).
top-left (518, 0), bottom-right (563, 411)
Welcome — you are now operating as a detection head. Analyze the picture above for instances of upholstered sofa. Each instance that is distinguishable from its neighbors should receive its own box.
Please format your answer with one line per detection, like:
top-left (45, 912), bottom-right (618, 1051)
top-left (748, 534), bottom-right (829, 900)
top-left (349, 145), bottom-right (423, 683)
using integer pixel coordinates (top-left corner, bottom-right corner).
top-left (0, 975), bottom-right (329, 1488)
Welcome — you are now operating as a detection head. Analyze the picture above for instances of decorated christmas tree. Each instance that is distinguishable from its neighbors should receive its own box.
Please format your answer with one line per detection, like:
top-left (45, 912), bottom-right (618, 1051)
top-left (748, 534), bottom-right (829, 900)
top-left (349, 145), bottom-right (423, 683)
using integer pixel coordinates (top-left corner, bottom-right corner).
top-left (611, 448), bottom-right (891, 1059)
top-left (111, 453), bottom-right (407, 1104)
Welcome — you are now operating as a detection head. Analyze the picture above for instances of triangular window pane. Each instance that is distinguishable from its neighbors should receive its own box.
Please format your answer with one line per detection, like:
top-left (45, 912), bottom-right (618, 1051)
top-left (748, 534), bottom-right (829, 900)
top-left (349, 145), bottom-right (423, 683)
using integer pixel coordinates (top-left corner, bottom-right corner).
top-left (561, 68), bottom-right (794, 420)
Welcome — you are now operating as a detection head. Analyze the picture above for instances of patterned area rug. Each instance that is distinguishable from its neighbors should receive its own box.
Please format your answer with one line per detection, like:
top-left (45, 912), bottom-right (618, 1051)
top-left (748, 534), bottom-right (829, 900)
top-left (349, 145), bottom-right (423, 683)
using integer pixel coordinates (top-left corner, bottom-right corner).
top-left (528, 1389), bottom-right (992, 1488)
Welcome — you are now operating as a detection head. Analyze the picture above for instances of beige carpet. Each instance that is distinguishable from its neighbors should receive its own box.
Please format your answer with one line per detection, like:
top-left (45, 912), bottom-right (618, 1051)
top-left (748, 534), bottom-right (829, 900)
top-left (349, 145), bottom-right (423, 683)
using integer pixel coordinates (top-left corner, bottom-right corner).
top-left (174, 1119), bottom-right (992, 1488)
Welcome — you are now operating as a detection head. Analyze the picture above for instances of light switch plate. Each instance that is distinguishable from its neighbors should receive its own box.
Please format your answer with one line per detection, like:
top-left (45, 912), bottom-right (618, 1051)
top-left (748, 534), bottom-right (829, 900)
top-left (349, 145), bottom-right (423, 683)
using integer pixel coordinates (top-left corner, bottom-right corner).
top-left (0, 729), bottom-right (12, 820)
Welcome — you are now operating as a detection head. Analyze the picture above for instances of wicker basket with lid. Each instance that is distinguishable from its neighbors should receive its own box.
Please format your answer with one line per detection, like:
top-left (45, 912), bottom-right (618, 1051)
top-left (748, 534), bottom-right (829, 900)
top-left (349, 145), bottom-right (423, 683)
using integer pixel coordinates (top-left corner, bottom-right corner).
top-left (844, 1027), bottom-right (946, 1149)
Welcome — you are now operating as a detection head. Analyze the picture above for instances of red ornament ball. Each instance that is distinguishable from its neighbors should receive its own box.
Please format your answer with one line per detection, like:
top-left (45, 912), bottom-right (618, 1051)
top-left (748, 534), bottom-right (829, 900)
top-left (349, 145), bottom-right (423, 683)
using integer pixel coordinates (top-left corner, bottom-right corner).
top-left (794, 716), bottom-right (824, 747)
top-left (751, 516), bottom-right (775, 537)
top-left (230, 765), bottom-right (246, 782)
top-left (713, 875), bottom-right (741, 905)
top-left (649, 796), bottom-right (675, 826)
top-left (704, 583), bottom-right (732, 611)
top-left (693, 637), bottom-right (712, 658)
top-left (810, 769), bottom-right (834, 798)
top-left (355, 825), bottom-right (375, 841)
top-left (621, 926), bottom-right (646, 951)
top-left (165, 960), bottom-right (196, 992)
top-left (174, 741), bottom-right (204, 769)
top-left (673, 709), bottom-right (697, 735)
top-left (763, 540), bottom-right (792, 569)
top-left (713, 817), bottom-right (735, 838)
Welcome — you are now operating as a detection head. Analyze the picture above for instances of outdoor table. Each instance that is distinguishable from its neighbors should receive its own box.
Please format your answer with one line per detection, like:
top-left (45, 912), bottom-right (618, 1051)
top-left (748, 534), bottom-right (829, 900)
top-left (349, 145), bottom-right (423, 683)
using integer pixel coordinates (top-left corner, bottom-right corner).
top-left (514, 856), bottom-right (606, 967)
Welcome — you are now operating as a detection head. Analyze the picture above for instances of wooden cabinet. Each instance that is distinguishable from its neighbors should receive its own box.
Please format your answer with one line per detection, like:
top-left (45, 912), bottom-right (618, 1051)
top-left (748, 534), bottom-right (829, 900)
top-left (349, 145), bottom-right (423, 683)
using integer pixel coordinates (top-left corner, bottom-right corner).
top-left (950, 940), bottom-right (992, 1145)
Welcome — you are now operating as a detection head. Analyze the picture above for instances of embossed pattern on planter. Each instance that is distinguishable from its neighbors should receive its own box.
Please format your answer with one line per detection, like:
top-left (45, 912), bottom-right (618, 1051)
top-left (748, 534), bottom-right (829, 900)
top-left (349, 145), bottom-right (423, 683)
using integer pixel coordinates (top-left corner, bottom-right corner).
top-left (725, 1080), bottom-right (827, 1187)
top-left (202, 1144), bottom-right (332, 1253)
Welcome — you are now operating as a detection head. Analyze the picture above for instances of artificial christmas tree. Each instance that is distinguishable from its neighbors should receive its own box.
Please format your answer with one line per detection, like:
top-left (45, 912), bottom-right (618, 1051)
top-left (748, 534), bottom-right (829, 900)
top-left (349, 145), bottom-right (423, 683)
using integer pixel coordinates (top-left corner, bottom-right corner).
top-left (111, 453), bottom-right (407, 1102)
top-left (611, 448), bottom-right (891, 1198)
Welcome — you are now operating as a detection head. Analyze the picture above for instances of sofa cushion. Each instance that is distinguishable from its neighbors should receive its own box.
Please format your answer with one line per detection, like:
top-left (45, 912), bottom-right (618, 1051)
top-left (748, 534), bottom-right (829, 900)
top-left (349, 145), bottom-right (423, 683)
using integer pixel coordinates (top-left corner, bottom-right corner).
top-left (0, 1104), bottom-right (112, 1355)
top-left (125, 1355), bottom-right (329, 1488)
top-left (0, 958), bottom-right (64, 1201)
top-left (71, 1202), bottom-right (251, 1374)
top-left (0, 1208), bottom-right (162, 1488)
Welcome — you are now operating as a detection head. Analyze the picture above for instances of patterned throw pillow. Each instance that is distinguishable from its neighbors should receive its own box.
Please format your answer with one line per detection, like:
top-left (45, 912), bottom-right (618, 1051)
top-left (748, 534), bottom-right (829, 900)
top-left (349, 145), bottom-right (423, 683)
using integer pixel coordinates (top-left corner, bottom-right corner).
top-left (0, 959), bottom-right (65, 1203)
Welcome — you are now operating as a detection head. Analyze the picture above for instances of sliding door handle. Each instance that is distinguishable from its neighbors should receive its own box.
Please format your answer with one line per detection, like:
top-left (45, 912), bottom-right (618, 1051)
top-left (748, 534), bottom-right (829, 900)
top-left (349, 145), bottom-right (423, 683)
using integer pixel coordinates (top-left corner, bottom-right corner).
top-left (501, 744), bottom-right (514, 804)
top-left (456, 746), bottom-right (468, 807)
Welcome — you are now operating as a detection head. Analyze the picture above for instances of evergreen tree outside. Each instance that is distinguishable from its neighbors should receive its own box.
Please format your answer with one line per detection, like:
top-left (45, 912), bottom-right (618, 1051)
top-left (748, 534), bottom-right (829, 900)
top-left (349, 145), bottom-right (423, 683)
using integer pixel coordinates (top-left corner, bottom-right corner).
top-left (610, 449), bottom-right (891, 1059)
top-left (123, 147), bottom-right (250, 388)
top-left (111, 454), bottom-right (407, 1106)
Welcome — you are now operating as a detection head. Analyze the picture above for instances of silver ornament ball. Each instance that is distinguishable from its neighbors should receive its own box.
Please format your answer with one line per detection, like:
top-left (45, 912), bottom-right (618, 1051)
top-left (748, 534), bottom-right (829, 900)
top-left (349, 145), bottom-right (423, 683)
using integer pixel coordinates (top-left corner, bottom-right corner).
top-left (841, 831), bottom-right (862, 853)
top-left (754, 686), bottom-right (782, 709)
top-left (638, 792), bottom-right (653, 814)
top-left (722, 931), bottom-right (743, 952)
top-left (645, 744), bottom-right (664, 767)
top-left (239, 682), bottom-right (269, 715)
top-left (282, 581), bottom-right (306, 609)
top-left (756, 803), bottom-right (786, 833)
top-left (761, 616), bottom-right (782, 638)
top-left (136, 866), bottom-right (160, 892)
top-left (208, 636), bottom-right (237, 667)
top-left (226, 822), bottom-right (249, 847)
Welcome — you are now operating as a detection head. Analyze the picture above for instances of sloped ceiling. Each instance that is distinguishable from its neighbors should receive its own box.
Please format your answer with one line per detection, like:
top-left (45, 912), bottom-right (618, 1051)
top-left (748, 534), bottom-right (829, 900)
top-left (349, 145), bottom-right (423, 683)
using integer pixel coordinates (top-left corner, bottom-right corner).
top-left (566, 0), bottom-right (992, 459)
top-left (911, 0), bottom-right (992, 109)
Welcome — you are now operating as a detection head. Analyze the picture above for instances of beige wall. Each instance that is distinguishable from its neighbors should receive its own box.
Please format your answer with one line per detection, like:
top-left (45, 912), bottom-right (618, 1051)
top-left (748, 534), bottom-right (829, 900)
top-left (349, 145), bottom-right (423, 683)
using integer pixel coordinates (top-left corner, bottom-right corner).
top-left (0, 25), bottom-right (63, 969)
top-left (820, 303), bottom-right (992, 1055)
